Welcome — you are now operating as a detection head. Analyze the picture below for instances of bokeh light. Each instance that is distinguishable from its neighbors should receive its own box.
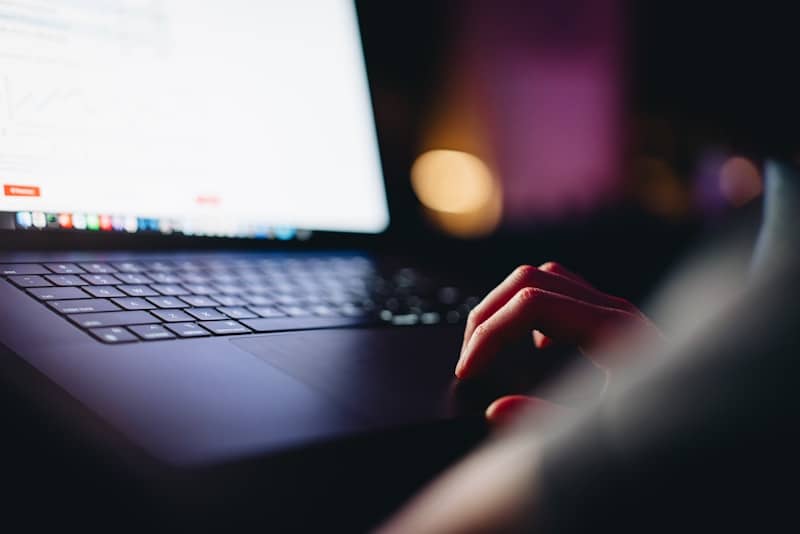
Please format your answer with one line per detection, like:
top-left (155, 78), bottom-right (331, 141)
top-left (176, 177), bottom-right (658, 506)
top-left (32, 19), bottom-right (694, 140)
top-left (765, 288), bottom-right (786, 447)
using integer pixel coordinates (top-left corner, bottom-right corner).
top-left (411, 150), bottom-right (495, 214)
top-left (719, 156), bottom-right (763, 207)
top-left (411, 149), bottom-right (502, 237)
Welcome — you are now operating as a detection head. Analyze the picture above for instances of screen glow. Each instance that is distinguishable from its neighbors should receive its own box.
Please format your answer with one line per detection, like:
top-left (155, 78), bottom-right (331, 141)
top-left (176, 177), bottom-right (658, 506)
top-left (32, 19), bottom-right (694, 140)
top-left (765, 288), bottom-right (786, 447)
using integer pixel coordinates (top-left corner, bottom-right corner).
top-left (0, 0), bottom-right (389, 236)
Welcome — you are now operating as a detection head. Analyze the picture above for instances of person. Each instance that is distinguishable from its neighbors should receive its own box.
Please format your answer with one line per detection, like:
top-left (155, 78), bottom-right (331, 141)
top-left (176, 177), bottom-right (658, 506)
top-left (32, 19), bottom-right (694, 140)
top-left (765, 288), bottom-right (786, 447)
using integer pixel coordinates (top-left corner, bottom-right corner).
top-left (377, 158), bottom-right (800, 533)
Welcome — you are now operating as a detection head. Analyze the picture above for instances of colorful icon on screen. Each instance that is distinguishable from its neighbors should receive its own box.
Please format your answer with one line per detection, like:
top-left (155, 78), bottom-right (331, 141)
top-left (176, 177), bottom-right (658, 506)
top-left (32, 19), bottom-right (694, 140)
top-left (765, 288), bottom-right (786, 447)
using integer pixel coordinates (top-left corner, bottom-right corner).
top-left (111, 215), bottom-right (125, 231)
top-left (99, 214), bottom-right (112, 231)
top-left (31, 211), bottom-right (46, 229)
top-left (124, 216), bottom-right (138, 233)
top-left (72, 213), bottom-right (87, 230)
top-left (158, 219), bottom-right (173, 234)
top-left (137, 218), bottom-right (159, 232)
top-left (57, 213), bottom-right (72, 229)
top-left (15, 211), bottom-right (32, 229)
top-left (274, 227), bottom-right (297, 240)
top-left (85, 214), bottom-right (100, 231)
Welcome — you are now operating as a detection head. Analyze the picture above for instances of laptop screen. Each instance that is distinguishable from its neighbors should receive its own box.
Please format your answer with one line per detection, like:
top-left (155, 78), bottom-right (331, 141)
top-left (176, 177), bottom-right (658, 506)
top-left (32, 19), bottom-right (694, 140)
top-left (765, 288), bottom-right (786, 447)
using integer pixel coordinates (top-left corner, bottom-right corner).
top-left (0, 0), bottom-right (389, 239)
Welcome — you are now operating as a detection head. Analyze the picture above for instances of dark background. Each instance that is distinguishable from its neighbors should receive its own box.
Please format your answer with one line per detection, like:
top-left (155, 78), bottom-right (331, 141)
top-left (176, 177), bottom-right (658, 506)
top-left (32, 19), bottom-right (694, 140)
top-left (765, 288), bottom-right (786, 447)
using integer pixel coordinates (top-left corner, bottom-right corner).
top-left (2, 1), bottom-right (798, 530)
top-left (355, 0), bottom-right (796, 303)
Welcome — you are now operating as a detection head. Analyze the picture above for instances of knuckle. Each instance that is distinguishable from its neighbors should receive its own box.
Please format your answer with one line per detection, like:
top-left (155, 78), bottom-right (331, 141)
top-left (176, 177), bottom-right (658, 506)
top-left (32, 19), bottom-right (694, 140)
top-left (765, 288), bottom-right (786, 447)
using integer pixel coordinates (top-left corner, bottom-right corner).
top-left (513, 264), bottom-right (537, 281)
top-left (538, 261), bottom-right (561, 272)
top-left (516, 286), bottom-right (541, 303)
top-left (472, 323), bottom-right (491, 341)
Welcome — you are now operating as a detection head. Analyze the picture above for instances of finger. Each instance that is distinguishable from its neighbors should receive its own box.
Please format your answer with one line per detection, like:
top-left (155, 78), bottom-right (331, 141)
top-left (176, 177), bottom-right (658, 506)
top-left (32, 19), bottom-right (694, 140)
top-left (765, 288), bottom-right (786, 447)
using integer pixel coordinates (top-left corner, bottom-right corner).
top-left (457, 287), bottom-right (640, 379)
top-left (535, 262), bottom-right (590, 349)
top-left (544, 261), bottom-right (660, 344)
top-left (533, 330), bottom-right (552, 349)
top-left (461, 265), bottom-right (634, 356)
top-left (485, 394), bottom-right (568, 426)
top-left (538, 261), bottom-right (591, 287)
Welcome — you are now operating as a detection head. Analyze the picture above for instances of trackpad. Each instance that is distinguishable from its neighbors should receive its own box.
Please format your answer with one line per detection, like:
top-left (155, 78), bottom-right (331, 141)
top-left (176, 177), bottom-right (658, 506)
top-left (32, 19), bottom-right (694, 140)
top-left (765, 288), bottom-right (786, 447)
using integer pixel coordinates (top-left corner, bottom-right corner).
top-left (231, 326), bottom-right (487, 426)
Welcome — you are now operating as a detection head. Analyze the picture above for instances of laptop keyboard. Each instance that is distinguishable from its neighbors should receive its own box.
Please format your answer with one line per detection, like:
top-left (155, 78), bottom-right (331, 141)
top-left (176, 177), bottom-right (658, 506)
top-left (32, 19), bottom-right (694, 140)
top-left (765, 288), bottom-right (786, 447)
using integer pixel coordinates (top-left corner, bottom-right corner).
top-left (1, 257), bottom-right (479, 344)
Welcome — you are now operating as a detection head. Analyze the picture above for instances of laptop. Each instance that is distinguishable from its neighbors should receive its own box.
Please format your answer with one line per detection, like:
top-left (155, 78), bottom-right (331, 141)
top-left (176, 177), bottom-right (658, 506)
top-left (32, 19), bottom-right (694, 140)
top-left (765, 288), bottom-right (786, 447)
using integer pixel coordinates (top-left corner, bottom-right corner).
top-left (0, 0), bottom-right (488, 468)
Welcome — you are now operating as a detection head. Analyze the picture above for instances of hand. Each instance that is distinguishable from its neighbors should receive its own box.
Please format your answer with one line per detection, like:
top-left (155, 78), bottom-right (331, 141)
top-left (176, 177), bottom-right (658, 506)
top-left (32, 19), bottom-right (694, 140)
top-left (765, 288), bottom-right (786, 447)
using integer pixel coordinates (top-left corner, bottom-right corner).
top-left (456, 262), bottom-right (661, 423)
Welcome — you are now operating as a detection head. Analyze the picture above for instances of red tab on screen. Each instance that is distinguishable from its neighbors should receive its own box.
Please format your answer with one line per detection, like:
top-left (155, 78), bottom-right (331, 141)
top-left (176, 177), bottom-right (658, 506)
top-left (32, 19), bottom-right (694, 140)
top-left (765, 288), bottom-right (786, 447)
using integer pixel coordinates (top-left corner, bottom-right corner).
top-left (195, 195), bottom-right (221, 206)
top-left (4, 184), bottom-right (41, 197)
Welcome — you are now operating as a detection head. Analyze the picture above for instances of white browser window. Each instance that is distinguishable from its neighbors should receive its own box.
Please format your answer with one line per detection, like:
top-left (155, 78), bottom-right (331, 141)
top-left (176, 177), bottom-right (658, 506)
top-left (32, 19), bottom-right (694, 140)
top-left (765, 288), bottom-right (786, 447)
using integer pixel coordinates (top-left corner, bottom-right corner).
top-left (0, 0), bottom-right (389, 235)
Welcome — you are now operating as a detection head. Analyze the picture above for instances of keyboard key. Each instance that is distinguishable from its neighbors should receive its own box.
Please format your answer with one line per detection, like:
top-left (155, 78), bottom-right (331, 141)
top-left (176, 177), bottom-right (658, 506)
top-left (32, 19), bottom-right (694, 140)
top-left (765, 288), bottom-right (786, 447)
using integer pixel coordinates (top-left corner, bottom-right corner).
top-left (151, 284), bottom-right (189, 296)
top-left (128, 324), bottom-right (176, 341)
top-left (198, 320), bottom-right (251, 335)
top-left (83, 286), bottom-right (126, 298)
top-left (244, 283), bottom-right (272, 295)
top-left (27, 287), bottom-right (89, 300)
top-left (182, 283), bottom-right (215, 294)
top-left (115, 273), bottom-right (153, 284)
top-left (113, 262), bottom-right (146, 273)
top-left (281, 305), bottom-right (312, 317)
top-left (151, 309), bottom-right (194, 322)
top-left (45, 274), bottom-right (87, 286)
top-left (180, 276), bottom-right (212, 286)
top-left (420, 312), bottom-right (441, 324)
top-left (180, 295), bottom-right (219, 307)
top-left (118, 285), bottom-right (159, 297)
top-left (338, 304), bottom-right (371, 318)
top-left (145, 261), bottom-right (175, 272)
top-left (112, 297), bottom-right (155, 310)
top-left (214, 284), bottom-right (245, 295)
top-left (186, 308), bottom-right (227, 321)
top-left (45, 263), bottom-right (85, 274)
top-left (241, 317), bottom-right (372, 333)
top-left (297, 293), bottom-right (325, 304)
top-left (248, 306), bottom-right (285, 318)
top-left (391, 313), bottom-right (420, 326)
top-left (48, 299), bottom-right (120, 314)
top-left (218, 307), bottom-right (258, 319)
top-left (148, 273), bottom-right (181, 284)
top-left (89, 327), bottom-right (138, 344)
top-left (244, 294), bottom-right (275, 306)
top-left (210, 274), bottom-right (237, 284)
top-left (81, 274), bottom-right (121, 285)
top-left (323, 292), bottom-right (351, 304)
top-left (174, 261), bottom-right (203, 272)
top-left (79, 263), bottom-right (117, 274)
top-left (310, 304), bottom-right (337, 316)
top-left (68, 311), bottom-right (157, 328)
top-left (147, 296), bottom-right (187, 308)
top-left (214, 295), bottom-right (247, 306)
top-left (8, 275), bottom-right (52, 288)
top-left (0, 264), bottom-right (49, 275)
top-left (165, 322), bottom-right (211, 337)
top-left (276, 294), bottom-right (301, 306)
